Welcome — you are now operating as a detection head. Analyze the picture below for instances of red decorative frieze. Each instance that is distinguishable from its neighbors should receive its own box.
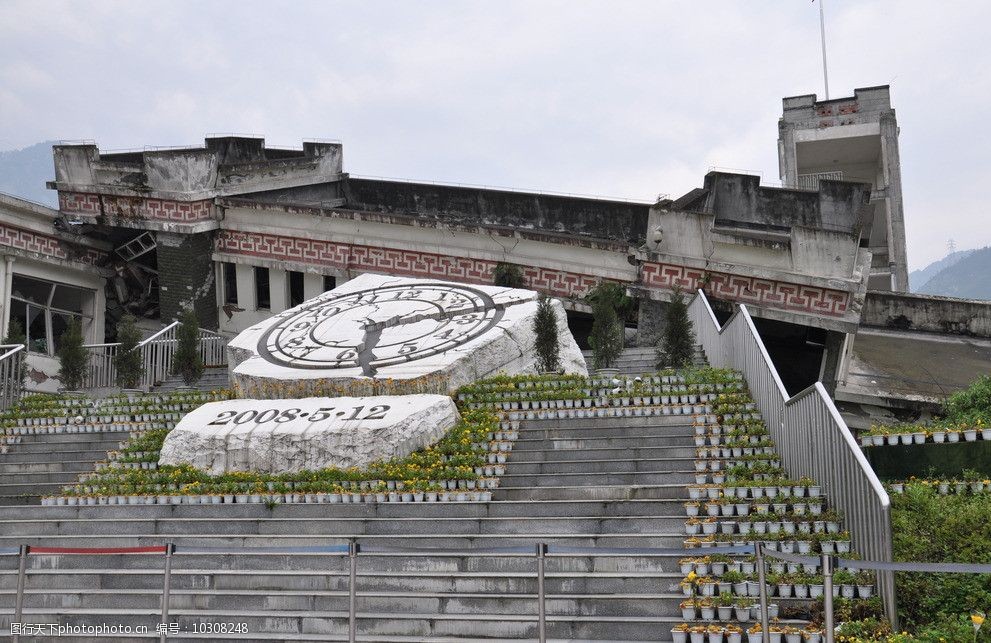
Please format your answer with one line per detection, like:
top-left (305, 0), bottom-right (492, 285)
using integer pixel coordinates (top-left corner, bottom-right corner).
top-left (641, 262), bottom-right (850, 317)
top-left (59, 191), bottom-right (213, 223)
top-left (215, 230), bottom-right (598, 299)
top-left (0, 222), bottom-right (105, 266)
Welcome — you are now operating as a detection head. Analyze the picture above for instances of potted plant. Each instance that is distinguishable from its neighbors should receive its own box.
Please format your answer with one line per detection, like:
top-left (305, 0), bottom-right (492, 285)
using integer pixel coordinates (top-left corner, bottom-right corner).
top-left (783, 626), bottom-right (801, 643)
top-left (672, 623), bottom-right (690, 643)
top-left (680, 599), bottom-right (697, 620)
top-left (587, 282), bottom-right (625, 372)
top-left (690, 625), bottom-right (707, 643)
top-left (746, 623), bottom-right (763, 643)
top-left (707, 625), bottom-right (725, 643)
top-left (657, 288), bottom-right (696, 369)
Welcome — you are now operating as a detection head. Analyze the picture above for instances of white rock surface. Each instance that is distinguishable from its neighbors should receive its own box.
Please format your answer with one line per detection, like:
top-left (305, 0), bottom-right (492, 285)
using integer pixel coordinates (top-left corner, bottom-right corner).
top-left (159, 395), bottom-right (459, 475)
top-left (228, 273), bottom-right (587, 398)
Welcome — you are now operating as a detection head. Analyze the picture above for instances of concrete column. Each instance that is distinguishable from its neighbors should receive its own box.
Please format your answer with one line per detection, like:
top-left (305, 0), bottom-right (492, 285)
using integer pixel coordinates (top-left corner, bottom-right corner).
top-left (636, 299), bottom-right (669, 348)
top-left (269, 268), bottom-right (288, 313)
top-left (818, 330), bottom-right (847, 395)
top-left (879, 114), bottom-right (909, 292)
top-left (303, 273), bottom-right (324, 300)
top-left (0, 256), bottom-right (13, 338)
top-left (157, 231), bottom-right (219, 328)
top-left (235, 264), bottom-right (255, 310)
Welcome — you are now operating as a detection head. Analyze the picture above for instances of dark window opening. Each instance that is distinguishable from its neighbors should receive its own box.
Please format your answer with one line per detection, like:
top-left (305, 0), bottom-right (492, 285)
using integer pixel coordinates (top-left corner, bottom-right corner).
top-left (323, 275), bottom-right (336, 292)
top-left (288, 271), bottom-right (305, 308)
top-left (223, 263), bottom-right (238, 305)
top-left (254, 267), bottom-right (270, 310)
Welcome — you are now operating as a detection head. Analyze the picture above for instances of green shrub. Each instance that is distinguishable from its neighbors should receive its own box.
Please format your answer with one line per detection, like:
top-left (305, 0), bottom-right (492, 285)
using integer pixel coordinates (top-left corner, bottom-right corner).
top-left (173, 308), bottom-right (204, 386)
top-left (588, 284), bottom-right (624, 370)
top-left (532, 295), bottom-right (560, 373)
top-left (56, 317), bottom-right (88, 391)
top-left (658, 289), bottom-right (696, 368)
top-left (113, 315), bottom-right (144, 389)
top-left (891, 484), bottom-right (991, 629)
top-left (945, 374), bottom-right (991, 423)
top-left (493, 262), bottom-right (526, 288)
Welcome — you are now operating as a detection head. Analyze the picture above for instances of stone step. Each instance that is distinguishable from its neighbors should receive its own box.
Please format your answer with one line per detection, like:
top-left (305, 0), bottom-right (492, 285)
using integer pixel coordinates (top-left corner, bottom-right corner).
top-left (1, 589), bottom-right (700, 616)
top-left (0, 533), bottom-right (686, 548)
top-left (0, 471), bottom-right (80, 485)
top-left (0, 438), bottom-right (126, 454)
top-left (511, 435), bottom-right (698, 450)
top-left (0, 499), bottom-right (684, 521)
top-left (496, 484), bottom-right (688, 502)
top-left (518, 415), bottom-right (698, 429)
top-left (500, 471), bottom-right (694, 487)
top-left (0, 569), bottom-right (682, 593)
top-left (506, 456), bottom-right (697, 475)
top-left (0, 609), bottom-right (694, 639)
top-left (517, 425), bottom-right (696, 440)
top-left (0, 448), bottom-right (117, 463)
top-left (0, 553), bottom-right (684, 575)
top-left (0, 515), bottom-right (688, 537)
top-left (0, 460), bottom-right (95, 474)
top-left (510, 445), bottom-right (701, 462)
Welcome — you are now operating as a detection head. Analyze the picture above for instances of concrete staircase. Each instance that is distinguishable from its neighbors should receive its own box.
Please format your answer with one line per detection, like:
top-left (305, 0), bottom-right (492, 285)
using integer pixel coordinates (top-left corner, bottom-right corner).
top-left (0, 430), bottom-right (130, 506)
top-left (0, 400), bottom-right (704, 640)
top-left (152, 367), bottom-right (230, 394)
top-left (581, 347), bottom-right (707, 377)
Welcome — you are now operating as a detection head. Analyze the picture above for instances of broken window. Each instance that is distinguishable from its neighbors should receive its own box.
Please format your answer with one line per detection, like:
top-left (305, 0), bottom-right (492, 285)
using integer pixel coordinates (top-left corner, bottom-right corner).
top-left (254, 266), bottom-right (270, 310)
top-left (8, 274), bottom-right (92, 356)
top-left (288, 271), bottom-right (304, 308)
top-left (223, 263), bottom-right (238, 305)
top-left (323, 275), bottom-right (336, 292)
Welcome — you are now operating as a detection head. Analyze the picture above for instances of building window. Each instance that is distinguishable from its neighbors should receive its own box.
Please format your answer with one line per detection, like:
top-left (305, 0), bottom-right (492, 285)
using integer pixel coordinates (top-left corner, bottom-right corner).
top-left (223, 263), bottom-right (238, 305)
top-left (8, 274), bottom-right (93, 356)
top-left (254, 266), bottom-right (270, 310)
top-left (323, 275), bottom-right (336, 292)
top-left (288, 271), bottom-right (305, 308)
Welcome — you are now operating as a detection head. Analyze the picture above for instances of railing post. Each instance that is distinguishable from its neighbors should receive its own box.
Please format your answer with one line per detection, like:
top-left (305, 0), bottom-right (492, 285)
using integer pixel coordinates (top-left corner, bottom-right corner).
top-left (348, 539), bottom-right (359, 643)
top-left (160, 542), bottom-right (174, 642)
top-left (536, 542), bottom-right (547, 643)
top-left (823, 553), bottom-right (835, 643)
top-left (13, 544), bottom-right (28, 643)
top-left (755, 543), bottom-right (769, 643)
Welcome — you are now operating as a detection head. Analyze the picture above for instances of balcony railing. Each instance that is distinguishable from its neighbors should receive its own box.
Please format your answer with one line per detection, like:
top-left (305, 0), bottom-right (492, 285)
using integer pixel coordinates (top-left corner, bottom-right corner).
top-left (795, 171), bottom-right (844, 190)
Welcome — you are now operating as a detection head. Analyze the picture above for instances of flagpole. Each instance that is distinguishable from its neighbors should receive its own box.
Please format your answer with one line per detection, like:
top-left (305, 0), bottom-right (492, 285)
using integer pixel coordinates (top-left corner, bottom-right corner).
top-left (818, 0), bottom-right (830, 99)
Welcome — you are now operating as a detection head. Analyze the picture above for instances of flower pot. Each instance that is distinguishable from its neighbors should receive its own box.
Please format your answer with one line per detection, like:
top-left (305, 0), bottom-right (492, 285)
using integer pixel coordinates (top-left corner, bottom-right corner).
top-left (727, 633), bottom-right (742, 643)
top-left (681, 607), bottom-right (696, 620)
top-left (690, 634), bottom-right (705, 643)
top-left (672, 631), bottom-right (688, 643)
top-left (718, 606), bottom-right (733, 621)
top-left (857, 585), bottom-right (874, 598)
top-left (734, 607), bottom-right (749, 621)
top-left (804, 632), bottom-right (822, 643)
top-left (747, 634), bottom-right (762, 643)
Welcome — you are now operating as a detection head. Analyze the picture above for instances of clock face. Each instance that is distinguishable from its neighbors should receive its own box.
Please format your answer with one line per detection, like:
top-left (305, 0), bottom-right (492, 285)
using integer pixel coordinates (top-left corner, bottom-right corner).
top-left (257, 282), bottom-right (506, 374)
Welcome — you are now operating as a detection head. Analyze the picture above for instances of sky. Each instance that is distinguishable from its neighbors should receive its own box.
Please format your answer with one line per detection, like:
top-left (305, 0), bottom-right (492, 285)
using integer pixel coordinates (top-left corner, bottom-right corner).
top-left (0, 0), bottom-right (988, 270)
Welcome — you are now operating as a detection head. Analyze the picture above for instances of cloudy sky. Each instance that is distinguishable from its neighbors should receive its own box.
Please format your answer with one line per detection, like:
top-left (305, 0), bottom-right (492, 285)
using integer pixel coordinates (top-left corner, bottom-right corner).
top-left (1, 0), bottom-right (988, 269)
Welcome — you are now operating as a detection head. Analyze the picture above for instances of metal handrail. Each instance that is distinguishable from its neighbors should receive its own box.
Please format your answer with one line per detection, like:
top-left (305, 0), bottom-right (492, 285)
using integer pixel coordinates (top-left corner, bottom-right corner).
top-left (81, 323), bottom-right (228, 391)
top-left (687, 288), bottom-right (897, 627)
top-left (0, 344), bottom-right (26, 410)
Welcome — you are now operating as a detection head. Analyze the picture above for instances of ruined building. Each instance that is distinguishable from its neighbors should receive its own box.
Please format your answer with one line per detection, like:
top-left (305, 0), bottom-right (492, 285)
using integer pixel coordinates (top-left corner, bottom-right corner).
top-left (2, 85), bottom-right (988, 425)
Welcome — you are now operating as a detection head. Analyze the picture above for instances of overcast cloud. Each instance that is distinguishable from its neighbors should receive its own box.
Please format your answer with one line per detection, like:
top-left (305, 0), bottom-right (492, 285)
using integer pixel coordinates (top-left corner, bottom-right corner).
top-left (1, 0), bottom-right (988, 269)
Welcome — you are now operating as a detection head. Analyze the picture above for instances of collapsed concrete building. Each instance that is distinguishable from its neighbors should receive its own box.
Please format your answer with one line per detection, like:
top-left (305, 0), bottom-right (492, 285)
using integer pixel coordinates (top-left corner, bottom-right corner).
top-left (2, 85), bottom-right (988, 426)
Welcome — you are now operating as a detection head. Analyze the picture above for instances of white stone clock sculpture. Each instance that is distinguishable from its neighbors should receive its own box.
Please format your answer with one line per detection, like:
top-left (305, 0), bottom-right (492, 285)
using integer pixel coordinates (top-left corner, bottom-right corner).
top-left (227, 273), bottom-right (587, 398)
top-left (159, 273), bottom-right (587, 474)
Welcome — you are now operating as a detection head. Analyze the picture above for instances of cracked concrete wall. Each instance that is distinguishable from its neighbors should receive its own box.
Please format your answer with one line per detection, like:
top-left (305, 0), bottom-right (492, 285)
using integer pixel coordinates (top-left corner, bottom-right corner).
top-left (861, 290), bottom-right (991, 338)
top-left (157, 231), bottom-right (218, 329)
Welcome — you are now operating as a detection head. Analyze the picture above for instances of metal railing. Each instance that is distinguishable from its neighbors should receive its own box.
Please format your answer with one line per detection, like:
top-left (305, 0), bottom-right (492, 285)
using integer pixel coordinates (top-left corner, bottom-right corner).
top-left (83, 323), bottom-right (228, 391)
top-left (794, 171), bottom-right (844, 190)
top-left (687, 289), bottom-right (897, 626)
top-left (0, 344), bottom-right (26, 410)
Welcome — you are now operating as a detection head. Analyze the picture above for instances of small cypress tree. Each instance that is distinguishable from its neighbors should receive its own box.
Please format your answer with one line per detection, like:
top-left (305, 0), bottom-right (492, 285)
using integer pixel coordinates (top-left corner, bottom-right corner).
top-left (533, 295), bottom-right (560, 373)
top-left (173, 308), bottom-right (204, 386)
top-left (1, 319), bottom-right (27, 396)
top-left (493, 262), bottom-right (526, 288)
top-left (658, 289), bottom-right (696, 369)
top-left (589, 292), bottom-right (624, 370)
top-left (113, 314), bottom-right (144, 389)
top-left (57, 317), bottom-right (88, 391)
